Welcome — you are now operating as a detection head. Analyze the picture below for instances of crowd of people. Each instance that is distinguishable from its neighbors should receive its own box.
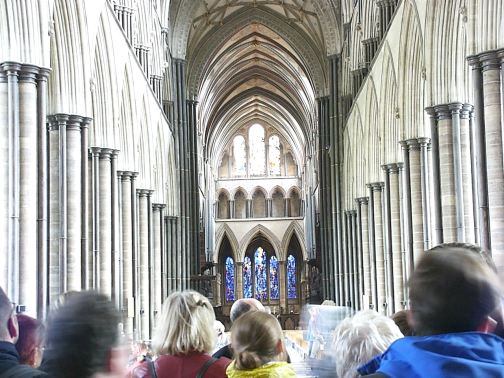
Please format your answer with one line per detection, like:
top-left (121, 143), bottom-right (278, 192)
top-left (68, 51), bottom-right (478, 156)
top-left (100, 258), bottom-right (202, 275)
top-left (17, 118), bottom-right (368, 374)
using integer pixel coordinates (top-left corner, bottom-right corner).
top-left (0, 243), bottom-right (502, 377)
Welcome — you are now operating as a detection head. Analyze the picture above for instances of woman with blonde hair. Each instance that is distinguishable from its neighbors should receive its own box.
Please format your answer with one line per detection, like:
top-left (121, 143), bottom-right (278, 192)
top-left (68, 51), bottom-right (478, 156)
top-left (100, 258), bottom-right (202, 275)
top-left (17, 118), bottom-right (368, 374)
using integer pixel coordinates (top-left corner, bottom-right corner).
top-left (226, 311), bottom-right (296, 377)
top-left (134, 290), bottom-right (230, 378)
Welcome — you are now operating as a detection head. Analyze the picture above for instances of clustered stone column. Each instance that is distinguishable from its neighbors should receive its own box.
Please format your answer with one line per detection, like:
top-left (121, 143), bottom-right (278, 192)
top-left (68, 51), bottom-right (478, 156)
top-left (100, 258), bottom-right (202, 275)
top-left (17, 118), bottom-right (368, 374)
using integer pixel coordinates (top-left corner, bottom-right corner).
top-left (137, 189), bottom-right (153, 341)
top-left (355, 197), bottom-right (370, 308)
top-left (467, 49), bottom-right (504, 277)
top-left (0, 63), bottom-right (50, 316)
top-left (152, 203), bottom-right (165, 330)
top-left (342, 210), bottom-right (360, 308)
top-left (165, 216), bottom-right (178, 292)
top-left (426, 104), bottom-right (475, 245)
top-left (48, 115), bottom-right (91, 304)
top-left (382, 163), bottom-right (405, 313)
top-left (367, 183), bottom-right (386, 313)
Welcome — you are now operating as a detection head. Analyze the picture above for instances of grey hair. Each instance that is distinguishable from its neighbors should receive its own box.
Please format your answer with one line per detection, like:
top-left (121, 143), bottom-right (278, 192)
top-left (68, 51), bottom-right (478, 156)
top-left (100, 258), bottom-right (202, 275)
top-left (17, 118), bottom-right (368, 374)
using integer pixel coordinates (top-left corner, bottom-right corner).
top-left (332, 310), bottom-right (403, 378)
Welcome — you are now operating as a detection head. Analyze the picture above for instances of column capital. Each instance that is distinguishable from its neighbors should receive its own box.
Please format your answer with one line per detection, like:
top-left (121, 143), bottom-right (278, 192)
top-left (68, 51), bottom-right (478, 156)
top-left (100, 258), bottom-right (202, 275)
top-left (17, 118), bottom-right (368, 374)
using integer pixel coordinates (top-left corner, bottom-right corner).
top-left (417, 137), bottom-right (431, 147)
top-left (89, 146), bottom-right (102, 157)
top-left (381, 162), bottom-right (403, 173)
top-left (432, 104), bottom-right (452, 120)
top-left (117, 170), bottom-right (137, 181)
top-left (448, 102), bottom-right (464, 114)
top-left (81, 117), bottom-right (92, 129)
top-left (424, 106), bottom-right (436, 117)
top-left (18, 64), bottom-right (39, 83)
top-left (1, 61), bottom-right (22, 74)
top-left (406, 138), bottom-right (420, 150)
top-left (98, 148), bottom-right (114, 160)
top-left (67, 115), bottom-right (85, 131)
top-left (152, 203), bottom-right (166, 211)
top-left (36, 67), bottom-right (51, 81)
top-left (467, 50), bottom-right (501, 71)
top-left (110, 149), bottom-right (119, 159)
top-left (137, 189), bottom-right (154, 198)
top-left (367, 182), bottom-right (384, 192)
top-left (47, 114), bottom-right (70, 131)
top-left (498, 48), bottom-right (504, 63)
top-left (355, 197), bottom-right (369, 205)
top-left (349, 209), bottom-right (357, 217)
top-left (460, 103), bottom-right (474, 119)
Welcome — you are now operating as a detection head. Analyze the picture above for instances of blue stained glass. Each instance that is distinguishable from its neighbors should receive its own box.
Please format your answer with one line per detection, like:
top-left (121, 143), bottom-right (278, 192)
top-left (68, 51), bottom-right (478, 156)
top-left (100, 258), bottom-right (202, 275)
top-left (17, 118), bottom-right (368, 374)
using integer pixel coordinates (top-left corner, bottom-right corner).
top-left (225, 257), bottom-right (235, 302)
top-left (254, 247), bottom-right (268, 300)
top-left (287, 254), bottom-right (297, 299)
top-left (269, 256), bottom-right (279, 300)
top-left (243, 256), bottom-right (252, 298)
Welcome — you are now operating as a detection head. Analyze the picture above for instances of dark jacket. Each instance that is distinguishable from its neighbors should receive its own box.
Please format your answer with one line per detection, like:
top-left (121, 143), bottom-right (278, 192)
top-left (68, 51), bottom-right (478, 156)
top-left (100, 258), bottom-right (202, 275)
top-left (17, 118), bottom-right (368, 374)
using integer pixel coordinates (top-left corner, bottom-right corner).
top-left (358, 332), bottom-right (504, 377)
top-left (0, 341), bottom-right (48, 377)
top-left (212, 345), bottom-right (232, 360)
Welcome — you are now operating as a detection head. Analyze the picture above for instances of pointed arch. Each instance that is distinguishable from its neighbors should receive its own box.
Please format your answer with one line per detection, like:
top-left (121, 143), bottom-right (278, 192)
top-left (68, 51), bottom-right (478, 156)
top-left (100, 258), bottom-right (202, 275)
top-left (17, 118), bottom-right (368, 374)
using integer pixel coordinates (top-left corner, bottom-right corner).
top-left (239, 225), bottom-right (281, 261)
top-left (281, 221), bottom-right (307, 261)
top-left (214, 224), bottom-right (239, 263)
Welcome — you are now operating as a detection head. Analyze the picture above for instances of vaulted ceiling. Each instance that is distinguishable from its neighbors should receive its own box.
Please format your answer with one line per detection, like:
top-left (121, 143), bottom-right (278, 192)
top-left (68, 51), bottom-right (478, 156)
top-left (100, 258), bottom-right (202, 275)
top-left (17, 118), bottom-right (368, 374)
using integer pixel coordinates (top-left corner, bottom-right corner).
top-left (169, 0), bottom-right (341, 172)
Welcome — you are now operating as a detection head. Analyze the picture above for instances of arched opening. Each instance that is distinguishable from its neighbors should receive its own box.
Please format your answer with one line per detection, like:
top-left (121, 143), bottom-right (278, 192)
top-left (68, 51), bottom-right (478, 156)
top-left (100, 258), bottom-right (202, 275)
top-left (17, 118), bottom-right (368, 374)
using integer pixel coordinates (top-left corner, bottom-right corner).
top-left (217, 192), bottom-right (229, 219)
top-left (289, 189), bottom-right (301, 217)
top-left (252, 189), bottom-right (266, 218)
top-left (234, 190), bottom-right (247, 219)
top-left (243, 236), bottom-right (279, 304)
top-left (286, 233), bottom-right (303, 304)
top-left (272, 189), bottom-right (285, 218)
top-left (218, 235), bottom-right (235, 303)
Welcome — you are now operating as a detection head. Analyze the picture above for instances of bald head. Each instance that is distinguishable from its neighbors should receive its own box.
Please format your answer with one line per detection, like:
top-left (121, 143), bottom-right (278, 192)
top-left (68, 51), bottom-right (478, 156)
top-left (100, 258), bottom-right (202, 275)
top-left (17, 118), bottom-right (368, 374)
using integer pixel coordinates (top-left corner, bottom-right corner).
top-left (229, 299), bottom-right (265, 323)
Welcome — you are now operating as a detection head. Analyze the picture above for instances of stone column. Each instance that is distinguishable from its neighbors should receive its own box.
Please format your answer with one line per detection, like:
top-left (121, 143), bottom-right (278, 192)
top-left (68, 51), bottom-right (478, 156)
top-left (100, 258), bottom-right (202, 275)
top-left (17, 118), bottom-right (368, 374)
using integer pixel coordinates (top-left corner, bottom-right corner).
top-left (0, 68), bottom-right (8, 292)
top-left (366, 187), bottom-right (377, 310)
top-left (152, 203), bottom-right (165, 331)
top-left (118, 171), bottom-right (136, 336)
top-left (467, 56), bottom-right (489, 250)
top-left (236, 261), bottom-right (243, 300)
top-left (468, 50), bottom-right (504, 275)
top-left (342, 211), bottom-right (350, 306)
top-left (110, 150), bottom-right (119, 305)
top-left (382, 163), bottom-right (404, 313)
top-left (279, 260), bottom-right (287, 312)
top-left (36, 68), bottom-right (50, 318)
top-left (284, 198), bottom-right (290, 217)
top-left (89, 148), bottom-right (100, 289)
top-left (165, 216), bottom-right (177, 292)
top-left (137, 189), bottom-right (153, 340)
top-left (16, 65), bottom-right (38, 315)
top-left (98, 149), bottom-right (113, 296)
top-left (356, 197), bottom-right (370, 309)
top-left (368, 183), bottom-right (385, 313)
top-left (350, 210), bottom-right (360, 309)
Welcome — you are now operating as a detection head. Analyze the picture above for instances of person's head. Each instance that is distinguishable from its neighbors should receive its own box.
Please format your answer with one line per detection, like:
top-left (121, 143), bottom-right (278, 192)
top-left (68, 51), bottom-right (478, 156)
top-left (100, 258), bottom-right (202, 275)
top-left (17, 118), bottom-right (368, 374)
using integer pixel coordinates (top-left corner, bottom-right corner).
top-left (15, 314), bottom-right (45, 368)
top-left (332, 310), bottom-right (403, 378)
top-left (41, 291), bottom-right (124, 378)
top-left (391, 310), bottom-right (413, 336)
top-left (0, 287), bottom-right (18, 343)
top-left (229, 298), bottom-right (265, 323)
top-left (321, 300), bottom-right (336, 306)
top-left (152, 290), bottom-right (215, 356)
top-left (214, 320), bottom-right (225, 337)
top-left (409, 244), bottom-right (502, 336)
top-left (231, 311), bottom-right (286, 370)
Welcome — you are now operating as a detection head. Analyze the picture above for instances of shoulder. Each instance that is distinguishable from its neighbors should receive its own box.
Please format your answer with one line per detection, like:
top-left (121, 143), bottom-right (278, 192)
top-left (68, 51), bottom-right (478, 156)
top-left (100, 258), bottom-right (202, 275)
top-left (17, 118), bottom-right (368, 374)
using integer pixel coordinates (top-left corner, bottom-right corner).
top-left (2, 364), bottom-right (49, 378)
top-left (206, 356), bottom-right (231, 377)
top-left (212, 344), bottom-right (232, 359)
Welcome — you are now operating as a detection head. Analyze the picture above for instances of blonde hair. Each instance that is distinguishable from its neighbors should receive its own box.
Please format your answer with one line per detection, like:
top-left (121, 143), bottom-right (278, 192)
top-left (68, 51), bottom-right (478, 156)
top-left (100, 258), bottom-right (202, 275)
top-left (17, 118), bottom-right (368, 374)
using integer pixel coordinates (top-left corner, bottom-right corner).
top-left (231, 311), bottom-right (286, 370)
top-left (152, 291), bottom-right (215, 355)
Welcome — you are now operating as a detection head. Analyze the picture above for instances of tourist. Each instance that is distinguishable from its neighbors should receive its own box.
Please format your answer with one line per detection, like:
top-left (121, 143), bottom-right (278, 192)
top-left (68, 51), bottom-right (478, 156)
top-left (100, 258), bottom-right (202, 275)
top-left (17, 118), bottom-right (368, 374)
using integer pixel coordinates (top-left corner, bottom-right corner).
top-left (0, 287), bottom-right (47, 376)
top-left (212, 321), bottom-right (228, 355)
top-left (359, 244), bottom-right (504, 377)
top-left (213, 298), bottom-right (265, 359)
top-left (40, 291), bottom-right (126, 378)
top-left (127, 341), bottom-right (153, 377)
top-left (15, 314), bottom-right (45, 368)
top-left (332, 310), bottom-right (403, 378)
top-left (226, 311), bottom-right (296, 377)
top-left (135, 290), bottom-right (230, 377)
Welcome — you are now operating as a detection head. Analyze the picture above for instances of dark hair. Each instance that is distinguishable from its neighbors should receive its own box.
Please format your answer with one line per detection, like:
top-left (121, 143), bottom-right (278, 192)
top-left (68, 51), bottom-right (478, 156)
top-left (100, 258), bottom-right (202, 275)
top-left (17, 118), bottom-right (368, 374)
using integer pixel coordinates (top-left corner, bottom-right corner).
top-left (409, 244), bottom-right (502, 335)
top-left (40, 291), bottom-right (119, 378)
top-left (15, 314), bottom-right (45, 366)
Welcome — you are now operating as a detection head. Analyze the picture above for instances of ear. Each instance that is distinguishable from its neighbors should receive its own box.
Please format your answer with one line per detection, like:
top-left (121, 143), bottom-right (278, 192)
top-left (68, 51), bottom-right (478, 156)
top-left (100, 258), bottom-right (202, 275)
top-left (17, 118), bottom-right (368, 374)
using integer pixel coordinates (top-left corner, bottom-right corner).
top-left (275, 340), bottom-right (285, 357)
top-left (7, 315), bottom-right (18, 342)
top-left (476, 316), bottom-right (497, 334)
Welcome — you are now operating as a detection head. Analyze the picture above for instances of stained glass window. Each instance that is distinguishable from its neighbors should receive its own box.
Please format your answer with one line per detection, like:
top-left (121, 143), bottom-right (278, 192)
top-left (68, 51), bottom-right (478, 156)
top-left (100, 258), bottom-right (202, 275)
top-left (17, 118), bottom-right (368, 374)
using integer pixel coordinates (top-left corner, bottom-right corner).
top-left (269, 256), bottom-right (279, 300)
top-left (233, 135), bottom-right (246, 177)
top-left (249, 124), bottom-right (266, 176)
top-left (254, 247), bottom-right (268, 300)
top-left (225, 257), bottom-right (235, 302)
top-left (269, 135), bottom-right (281, 175)
top-left (243, 256), bottom-right (252, 298)
top-left (287, 254), bottom-right (297, 299)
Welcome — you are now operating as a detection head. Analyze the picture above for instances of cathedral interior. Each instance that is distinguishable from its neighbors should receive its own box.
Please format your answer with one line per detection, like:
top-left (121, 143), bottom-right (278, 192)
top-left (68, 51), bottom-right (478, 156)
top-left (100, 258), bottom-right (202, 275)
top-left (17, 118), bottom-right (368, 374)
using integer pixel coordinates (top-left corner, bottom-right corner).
top-left (0, 0), bottom-right (503, 341)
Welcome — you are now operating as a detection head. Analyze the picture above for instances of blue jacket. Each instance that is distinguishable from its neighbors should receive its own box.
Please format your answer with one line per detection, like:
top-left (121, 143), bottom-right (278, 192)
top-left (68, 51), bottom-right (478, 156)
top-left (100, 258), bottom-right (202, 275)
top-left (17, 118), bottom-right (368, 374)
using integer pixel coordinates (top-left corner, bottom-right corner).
top-left (358, 332), bottom-right (504, 377)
